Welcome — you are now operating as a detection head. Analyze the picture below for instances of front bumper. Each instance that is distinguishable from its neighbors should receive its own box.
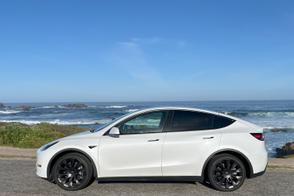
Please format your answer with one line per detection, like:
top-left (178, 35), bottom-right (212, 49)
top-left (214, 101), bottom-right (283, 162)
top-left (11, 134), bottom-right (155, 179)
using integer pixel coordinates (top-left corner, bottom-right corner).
top-left (36, 148), bottom-right (51, 178)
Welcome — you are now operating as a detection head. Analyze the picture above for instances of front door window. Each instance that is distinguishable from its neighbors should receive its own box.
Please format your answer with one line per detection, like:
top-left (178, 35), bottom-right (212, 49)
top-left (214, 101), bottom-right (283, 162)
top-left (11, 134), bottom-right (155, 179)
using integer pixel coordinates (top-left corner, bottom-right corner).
top-left (119, 111), bottom-right (167, 134)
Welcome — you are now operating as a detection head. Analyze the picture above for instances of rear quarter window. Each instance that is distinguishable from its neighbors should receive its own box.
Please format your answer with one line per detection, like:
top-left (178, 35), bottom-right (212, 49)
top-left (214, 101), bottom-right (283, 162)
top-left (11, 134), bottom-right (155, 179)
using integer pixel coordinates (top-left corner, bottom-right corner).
top-left (213, 115), bottom-right (235, 129)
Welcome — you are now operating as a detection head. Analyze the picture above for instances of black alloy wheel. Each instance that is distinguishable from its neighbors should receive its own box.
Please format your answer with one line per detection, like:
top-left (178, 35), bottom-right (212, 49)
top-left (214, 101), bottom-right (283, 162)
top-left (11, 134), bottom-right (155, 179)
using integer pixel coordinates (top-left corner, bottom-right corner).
top-left (207, 154), bottom-right (246, 191)
top-left (52, 153), bottom-right (93, 191)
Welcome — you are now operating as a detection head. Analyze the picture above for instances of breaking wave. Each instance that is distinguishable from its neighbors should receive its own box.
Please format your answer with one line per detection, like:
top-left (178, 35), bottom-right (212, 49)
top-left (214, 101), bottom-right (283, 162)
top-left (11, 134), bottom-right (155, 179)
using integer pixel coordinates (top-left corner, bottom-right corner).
top-left (0, 119), bottom-right (112, 125)
top-left (105, 105), bottom-right (127, 109)
top-left (125, 109), bottom-right (139, 112)
top-left (263, 127), bottom-right (294, 132)
top-left (0, 110), bottom-right (21, 114)
top-left (227, 111), bottom-right (294, 118)
top-left (33, 105), bottom-right (66, 109)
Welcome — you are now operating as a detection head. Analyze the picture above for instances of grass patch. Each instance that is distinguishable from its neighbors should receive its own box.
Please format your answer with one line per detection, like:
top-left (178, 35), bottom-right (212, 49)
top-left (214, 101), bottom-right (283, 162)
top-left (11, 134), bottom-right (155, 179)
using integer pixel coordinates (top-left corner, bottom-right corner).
top-left (0, 123), bottom-right (86, 148)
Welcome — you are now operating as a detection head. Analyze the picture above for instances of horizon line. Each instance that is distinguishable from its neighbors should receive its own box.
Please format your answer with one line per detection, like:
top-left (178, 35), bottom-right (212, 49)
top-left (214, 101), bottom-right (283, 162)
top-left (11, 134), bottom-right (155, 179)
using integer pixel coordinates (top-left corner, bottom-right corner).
top-left (2, 99), bottom-right (294, 104)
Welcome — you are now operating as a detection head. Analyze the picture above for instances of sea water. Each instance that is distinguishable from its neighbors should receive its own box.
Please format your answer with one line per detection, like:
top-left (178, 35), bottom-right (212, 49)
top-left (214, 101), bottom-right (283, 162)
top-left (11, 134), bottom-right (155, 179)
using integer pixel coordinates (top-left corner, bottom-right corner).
top-left (1, 100), bottom-right (294, 157)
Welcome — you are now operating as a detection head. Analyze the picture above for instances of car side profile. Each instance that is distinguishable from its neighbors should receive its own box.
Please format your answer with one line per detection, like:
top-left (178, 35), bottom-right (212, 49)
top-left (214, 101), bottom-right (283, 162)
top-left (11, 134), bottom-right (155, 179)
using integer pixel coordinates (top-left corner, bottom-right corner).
top-left (36, 107), bottom-right (268, 191)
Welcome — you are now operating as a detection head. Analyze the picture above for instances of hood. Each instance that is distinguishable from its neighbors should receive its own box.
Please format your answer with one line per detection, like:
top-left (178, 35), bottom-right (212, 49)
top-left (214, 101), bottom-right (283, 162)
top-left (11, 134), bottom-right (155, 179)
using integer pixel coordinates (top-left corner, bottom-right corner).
top-left (60, 130), bottom-right (100, 141)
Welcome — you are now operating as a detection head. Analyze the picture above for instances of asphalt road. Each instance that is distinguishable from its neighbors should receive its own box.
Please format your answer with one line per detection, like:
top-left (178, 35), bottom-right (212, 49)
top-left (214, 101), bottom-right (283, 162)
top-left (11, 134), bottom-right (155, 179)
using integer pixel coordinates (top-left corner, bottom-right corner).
top-left (0, 159), bottom-right (294, 196)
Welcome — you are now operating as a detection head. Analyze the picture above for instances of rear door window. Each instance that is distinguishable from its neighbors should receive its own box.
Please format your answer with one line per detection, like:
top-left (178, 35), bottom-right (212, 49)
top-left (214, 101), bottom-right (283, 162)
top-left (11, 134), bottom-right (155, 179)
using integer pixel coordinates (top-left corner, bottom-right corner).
top-left (169, 111), bottom-right (214, 131)
top-left (168, 110), bottom-right (235, 132)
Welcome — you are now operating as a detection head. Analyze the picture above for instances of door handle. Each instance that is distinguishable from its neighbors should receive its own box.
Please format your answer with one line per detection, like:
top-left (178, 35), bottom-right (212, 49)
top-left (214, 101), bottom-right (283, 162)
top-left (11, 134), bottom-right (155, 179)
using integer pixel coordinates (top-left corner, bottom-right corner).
top-left (203, 136), bottom-right (214, 139)
top-left (147, 139), bottom-right (160, 142)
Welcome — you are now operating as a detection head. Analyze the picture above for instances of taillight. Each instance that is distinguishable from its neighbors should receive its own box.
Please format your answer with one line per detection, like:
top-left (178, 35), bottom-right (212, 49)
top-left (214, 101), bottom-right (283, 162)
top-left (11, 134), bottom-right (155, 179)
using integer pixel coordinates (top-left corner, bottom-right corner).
top-left (250, 133), bottom-right (264, 141)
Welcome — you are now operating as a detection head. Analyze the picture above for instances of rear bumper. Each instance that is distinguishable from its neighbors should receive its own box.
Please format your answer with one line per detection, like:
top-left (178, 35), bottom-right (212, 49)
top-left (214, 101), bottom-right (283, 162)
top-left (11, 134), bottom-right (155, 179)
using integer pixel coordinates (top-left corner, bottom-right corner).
top-left (250, 168), bottom-right (266, 178)
top-left (248, 147), bottom-right (268, 176)
top-left (250, 170), bottom-right (266, 178)
top-left (249, 158), bottom-right (268, 178)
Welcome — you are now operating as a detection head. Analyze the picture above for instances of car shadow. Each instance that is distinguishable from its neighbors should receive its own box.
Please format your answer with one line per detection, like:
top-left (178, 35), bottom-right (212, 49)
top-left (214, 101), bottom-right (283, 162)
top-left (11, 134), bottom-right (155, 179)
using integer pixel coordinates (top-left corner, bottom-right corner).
top-left (96, 179), bottom-right (213, 189)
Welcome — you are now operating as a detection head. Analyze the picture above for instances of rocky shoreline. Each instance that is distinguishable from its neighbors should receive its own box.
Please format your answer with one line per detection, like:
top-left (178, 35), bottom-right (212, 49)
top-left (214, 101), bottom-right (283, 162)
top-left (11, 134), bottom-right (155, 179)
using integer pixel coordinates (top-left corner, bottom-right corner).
top-left (276, 142), bottom-right (294, 158)
top-left (0, 102), bottom-right (89, 111)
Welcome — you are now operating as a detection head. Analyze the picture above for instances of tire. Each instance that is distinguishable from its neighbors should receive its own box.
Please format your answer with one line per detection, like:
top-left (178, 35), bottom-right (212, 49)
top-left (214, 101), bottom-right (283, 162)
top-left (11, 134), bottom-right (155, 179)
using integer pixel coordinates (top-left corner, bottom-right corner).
top-left (207, 153), bottom-right (246, 191)
top-left (52, 152), bottom-right (94, 191)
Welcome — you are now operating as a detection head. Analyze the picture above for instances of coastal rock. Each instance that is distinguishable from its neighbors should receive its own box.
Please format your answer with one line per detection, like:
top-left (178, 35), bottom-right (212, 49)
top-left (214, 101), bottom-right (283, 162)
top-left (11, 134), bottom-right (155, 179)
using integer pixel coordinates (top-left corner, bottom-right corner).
top-left (0, 103), bottom-right (5, 109)
top-left (16, 105), bottom-right (32, 111)
top-left (63, 103), bottom-right (88, 109)
top-left (266, 128), bottom-right (289, 133)
top-left (276, 142), bottom-right (294, 157)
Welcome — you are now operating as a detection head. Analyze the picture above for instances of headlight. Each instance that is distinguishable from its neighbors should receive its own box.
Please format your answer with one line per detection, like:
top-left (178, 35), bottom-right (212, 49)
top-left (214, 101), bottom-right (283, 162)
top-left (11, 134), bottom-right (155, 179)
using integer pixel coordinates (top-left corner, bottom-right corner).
top-left (41, 141), bottom-right (59, 151)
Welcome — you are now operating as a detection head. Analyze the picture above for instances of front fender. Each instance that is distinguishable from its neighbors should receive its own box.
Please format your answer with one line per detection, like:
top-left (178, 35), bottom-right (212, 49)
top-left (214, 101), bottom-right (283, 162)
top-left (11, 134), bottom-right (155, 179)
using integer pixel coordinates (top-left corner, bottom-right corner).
top-left (46, 147), bottom-right (99, 180)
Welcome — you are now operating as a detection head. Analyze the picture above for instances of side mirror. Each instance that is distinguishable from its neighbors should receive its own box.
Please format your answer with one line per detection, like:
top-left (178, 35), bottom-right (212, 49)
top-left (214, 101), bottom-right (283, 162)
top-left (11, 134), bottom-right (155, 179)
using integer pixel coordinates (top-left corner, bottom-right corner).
top-left (109, 127), bottom-right (120, 138)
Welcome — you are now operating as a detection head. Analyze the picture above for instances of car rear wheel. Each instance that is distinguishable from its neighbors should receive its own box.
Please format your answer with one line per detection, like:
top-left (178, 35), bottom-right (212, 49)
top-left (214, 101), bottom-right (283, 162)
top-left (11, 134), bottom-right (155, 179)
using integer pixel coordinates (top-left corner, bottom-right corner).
top-left (207, 154), bottom-right (246, 191)
top-left (52, 152), bottom-right (93, 191)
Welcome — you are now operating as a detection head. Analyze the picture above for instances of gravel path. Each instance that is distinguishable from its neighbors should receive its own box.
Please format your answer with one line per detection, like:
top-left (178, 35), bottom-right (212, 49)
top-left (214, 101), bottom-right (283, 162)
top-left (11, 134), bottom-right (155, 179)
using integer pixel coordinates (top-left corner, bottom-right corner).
top-left (0, 159), bottom-right (294, 196)
top-left (0, 147), bottom-right (36, 159)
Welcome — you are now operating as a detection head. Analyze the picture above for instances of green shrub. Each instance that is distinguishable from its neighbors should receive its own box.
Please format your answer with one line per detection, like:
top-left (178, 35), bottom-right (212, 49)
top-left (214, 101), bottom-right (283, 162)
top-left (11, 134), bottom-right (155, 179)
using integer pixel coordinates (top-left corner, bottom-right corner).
top-left (0, 123), bottom-right (86, 148)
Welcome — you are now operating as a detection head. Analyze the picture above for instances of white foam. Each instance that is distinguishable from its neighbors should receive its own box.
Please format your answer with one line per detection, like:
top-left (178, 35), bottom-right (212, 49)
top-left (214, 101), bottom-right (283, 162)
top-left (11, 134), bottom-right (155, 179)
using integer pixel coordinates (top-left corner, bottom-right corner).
top-left (105, 105), bottom-right (127, 109)
top-left (40, 106), bottom-right (55, 109)
top-left (0, 119), bottom-right (112, 125)
top-left (0, 110), bottom-right (21, 114)
top-left (32, 105), bottom-right (66, 109)
top-left (126, 109), bottom-right (139, 112)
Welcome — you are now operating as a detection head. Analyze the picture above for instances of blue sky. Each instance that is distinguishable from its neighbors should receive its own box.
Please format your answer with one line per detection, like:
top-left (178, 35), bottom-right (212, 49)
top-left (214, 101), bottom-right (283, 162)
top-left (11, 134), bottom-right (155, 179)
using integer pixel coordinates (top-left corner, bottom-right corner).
top-left (0, 0), bottom-right (294, 102)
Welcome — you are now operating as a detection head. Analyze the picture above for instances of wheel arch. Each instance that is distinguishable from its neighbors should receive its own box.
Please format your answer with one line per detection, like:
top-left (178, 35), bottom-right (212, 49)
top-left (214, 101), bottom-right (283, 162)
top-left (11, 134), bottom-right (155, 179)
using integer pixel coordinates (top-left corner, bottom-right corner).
top-left (201, 149), bottom-right (254, 179)
top-left (47, 148), bottom-right (98, 181)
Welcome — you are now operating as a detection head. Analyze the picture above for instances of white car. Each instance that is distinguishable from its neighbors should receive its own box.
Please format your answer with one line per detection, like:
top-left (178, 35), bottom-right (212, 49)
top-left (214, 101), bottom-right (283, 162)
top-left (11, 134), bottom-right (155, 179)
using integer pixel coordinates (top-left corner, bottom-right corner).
top-left (36, 107), bottom-right (268, 191)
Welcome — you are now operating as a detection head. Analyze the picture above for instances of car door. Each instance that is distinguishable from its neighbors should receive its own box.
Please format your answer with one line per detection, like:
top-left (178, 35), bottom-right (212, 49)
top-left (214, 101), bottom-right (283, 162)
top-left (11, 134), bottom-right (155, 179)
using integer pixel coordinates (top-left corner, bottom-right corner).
top-left (99, 111), bottom-right (168, 177)
top-left (162, 110), bottom-right (223, 176)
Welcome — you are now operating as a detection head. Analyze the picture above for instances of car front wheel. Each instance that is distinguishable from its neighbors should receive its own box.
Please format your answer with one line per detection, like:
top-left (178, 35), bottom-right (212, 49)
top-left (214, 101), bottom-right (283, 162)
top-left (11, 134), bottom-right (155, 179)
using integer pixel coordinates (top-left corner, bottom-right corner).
top-left (207, 153), bottom-right (246, 191)
top-left (52, 152), bottom-right (93, 191)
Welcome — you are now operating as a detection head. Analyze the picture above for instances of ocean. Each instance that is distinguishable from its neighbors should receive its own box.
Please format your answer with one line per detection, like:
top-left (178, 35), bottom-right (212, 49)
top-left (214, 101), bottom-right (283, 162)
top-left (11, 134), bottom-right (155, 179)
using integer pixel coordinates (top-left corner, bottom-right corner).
top-left (1, 100), bottom-right (294, 157)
